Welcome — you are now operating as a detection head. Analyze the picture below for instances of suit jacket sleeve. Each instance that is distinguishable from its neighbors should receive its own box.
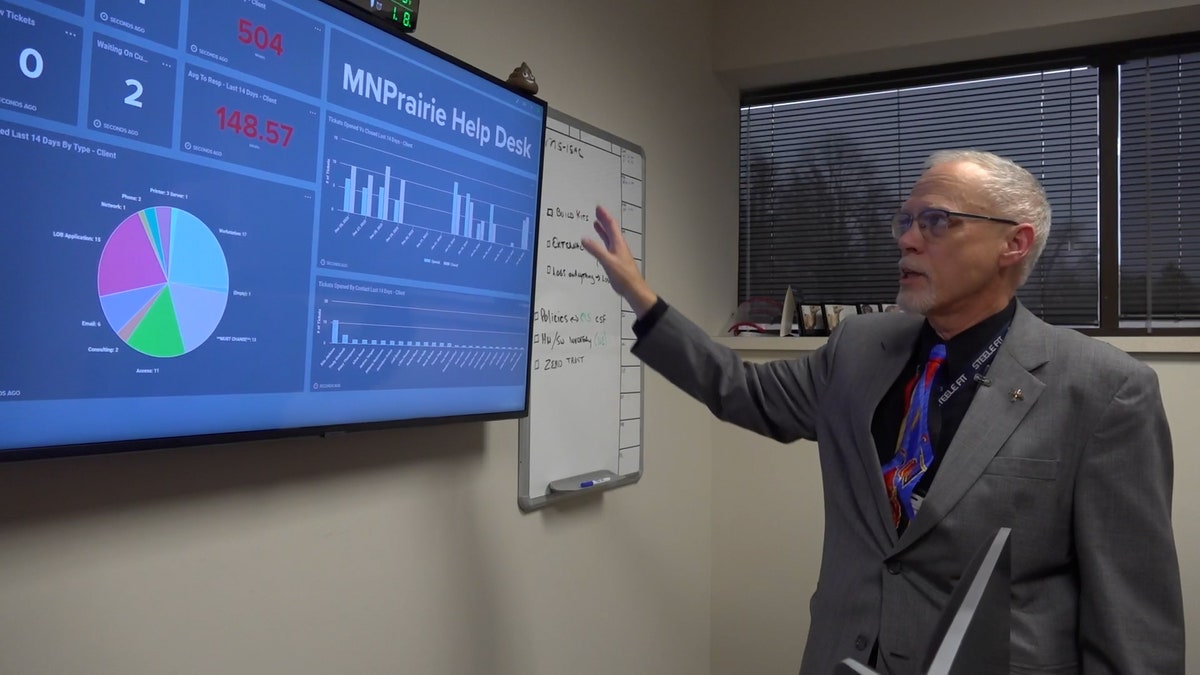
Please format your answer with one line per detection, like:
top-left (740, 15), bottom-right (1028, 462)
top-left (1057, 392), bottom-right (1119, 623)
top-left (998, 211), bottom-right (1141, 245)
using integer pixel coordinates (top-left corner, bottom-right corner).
top-left (631, 303), bottom-right (833, 443)
top-left (1074, 365), bottom-right (1185, 673)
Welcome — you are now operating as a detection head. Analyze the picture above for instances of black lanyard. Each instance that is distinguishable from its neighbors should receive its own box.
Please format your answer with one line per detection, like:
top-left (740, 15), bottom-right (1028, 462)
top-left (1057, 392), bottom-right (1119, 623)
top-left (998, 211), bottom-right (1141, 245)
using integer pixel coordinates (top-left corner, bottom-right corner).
top-left (935, 321), bottom-right (1011, 408)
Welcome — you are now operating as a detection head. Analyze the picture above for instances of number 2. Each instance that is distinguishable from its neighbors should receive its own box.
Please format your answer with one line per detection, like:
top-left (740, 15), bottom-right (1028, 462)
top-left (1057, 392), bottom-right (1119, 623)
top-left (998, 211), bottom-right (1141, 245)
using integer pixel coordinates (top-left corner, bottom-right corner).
top-left (124, 78), bottom-right (143, 108)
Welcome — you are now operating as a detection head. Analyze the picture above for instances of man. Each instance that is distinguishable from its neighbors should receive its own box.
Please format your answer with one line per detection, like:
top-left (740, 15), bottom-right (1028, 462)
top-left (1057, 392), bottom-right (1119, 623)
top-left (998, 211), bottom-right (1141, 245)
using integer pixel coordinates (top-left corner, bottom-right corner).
top-left (581, 150), bottom-right (1184, 674)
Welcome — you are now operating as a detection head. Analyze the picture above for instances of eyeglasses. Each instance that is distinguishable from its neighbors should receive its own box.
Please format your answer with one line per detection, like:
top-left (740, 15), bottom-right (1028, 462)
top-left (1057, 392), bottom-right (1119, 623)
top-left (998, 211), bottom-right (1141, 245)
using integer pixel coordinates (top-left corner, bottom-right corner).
top-left (891, 208), bottom-right (1019, 239)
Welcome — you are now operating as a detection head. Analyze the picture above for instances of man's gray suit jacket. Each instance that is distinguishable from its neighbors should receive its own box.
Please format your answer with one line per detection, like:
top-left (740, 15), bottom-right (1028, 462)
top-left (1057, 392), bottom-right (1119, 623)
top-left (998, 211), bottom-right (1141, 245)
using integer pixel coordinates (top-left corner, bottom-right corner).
top-left (632, 301), bottom-right (1184, 674)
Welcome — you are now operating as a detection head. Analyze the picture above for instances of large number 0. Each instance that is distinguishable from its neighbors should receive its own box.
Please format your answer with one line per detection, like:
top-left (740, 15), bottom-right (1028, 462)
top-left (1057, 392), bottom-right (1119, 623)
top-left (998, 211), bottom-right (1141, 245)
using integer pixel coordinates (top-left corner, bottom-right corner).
top-left (19, 48), bottom-right (43, 79)
top-left (124, 78), bottom-right (144, 108)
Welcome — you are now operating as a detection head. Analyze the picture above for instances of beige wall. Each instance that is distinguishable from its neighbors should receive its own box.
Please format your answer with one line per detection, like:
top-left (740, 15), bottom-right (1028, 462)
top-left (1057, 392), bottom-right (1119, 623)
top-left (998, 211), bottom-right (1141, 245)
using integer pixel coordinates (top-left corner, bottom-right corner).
top-left (0, 1), bottom-right (738, 674)
top-left (713, 0), bottom-right (1200, 90)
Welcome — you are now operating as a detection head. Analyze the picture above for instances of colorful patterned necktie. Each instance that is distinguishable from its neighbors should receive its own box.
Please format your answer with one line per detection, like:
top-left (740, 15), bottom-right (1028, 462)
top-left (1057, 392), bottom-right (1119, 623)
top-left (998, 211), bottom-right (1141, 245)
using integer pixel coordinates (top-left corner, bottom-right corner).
top-left (882, 343), bottom-right (947, 528)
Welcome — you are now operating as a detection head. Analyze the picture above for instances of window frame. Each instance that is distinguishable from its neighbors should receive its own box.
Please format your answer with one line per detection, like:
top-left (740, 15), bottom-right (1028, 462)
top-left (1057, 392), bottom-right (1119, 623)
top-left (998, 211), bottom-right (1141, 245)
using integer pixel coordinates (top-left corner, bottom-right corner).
top-left (739, 31), bottom-right (1200, 337)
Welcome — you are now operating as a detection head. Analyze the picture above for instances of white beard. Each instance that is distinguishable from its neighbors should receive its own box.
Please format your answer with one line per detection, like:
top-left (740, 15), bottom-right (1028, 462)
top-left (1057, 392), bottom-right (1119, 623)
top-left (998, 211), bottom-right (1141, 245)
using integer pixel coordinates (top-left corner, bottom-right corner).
top-left (896, 285), bottom-right (935, 315)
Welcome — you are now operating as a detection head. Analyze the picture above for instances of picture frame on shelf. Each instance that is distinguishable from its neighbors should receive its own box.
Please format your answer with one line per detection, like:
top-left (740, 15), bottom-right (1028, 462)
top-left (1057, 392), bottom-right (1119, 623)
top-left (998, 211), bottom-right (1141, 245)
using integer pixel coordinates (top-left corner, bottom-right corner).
top-left (800, 303), bottom-right (828, 336)
top-left (823, 303), bottom-right (858, 331)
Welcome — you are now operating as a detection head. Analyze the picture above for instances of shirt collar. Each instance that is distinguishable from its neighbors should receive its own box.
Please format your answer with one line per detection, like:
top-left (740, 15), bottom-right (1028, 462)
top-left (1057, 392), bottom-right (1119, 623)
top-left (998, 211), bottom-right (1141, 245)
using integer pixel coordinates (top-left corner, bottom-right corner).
top-left (917, 297), bottom-right (1017, 365)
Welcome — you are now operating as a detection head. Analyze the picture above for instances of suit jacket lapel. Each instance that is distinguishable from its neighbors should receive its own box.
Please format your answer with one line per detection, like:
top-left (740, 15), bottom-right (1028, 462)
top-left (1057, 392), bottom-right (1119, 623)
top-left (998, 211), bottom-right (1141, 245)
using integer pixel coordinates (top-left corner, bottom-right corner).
top-left (894, 304), bottom-right (1050, 553)
top-left (855, 317), bottom-right (923, 549)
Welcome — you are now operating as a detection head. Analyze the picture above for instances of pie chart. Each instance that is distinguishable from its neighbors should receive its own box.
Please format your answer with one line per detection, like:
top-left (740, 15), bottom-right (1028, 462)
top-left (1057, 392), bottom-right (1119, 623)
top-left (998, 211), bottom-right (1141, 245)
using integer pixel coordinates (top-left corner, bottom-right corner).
top-left (96, 207), bottom-right (230, 358)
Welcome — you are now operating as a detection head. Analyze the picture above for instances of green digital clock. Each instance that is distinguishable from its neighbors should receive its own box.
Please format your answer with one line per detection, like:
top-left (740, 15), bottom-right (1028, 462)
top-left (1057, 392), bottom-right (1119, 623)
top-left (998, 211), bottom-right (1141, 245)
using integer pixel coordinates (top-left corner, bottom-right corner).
top-left (346, 0), bottom-right (420, 33)
top-left (386, 0), bottom-right (419, 31)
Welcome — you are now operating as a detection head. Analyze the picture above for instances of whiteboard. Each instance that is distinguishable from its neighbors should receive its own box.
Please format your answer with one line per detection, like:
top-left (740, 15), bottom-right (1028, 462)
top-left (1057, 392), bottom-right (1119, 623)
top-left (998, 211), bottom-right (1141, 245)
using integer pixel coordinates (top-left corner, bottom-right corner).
top-left (518, 109), bottom-right (644, 511)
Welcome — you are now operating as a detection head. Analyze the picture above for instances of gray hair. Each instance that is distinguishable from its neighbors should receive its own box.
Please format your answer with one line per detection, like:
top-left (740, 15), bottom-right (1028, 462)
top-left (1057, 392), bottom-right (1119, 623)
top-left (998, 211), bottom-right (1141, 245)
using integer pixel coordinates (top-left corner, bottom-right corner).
top-left (926, 149), bottom-right (1051, 286)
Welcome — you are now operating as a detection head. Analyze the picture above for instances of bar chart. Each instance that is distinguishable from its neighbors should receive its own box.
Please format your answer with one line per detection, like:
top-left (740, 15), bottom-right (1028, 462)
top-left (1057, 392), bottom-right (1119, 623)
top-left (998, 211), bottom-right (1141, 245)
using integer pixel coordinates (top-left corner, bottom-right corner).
top-left (319, 115), bottom-right (540, 296)
top-left (310, 276), bottom-right (531, 392)
top-left (327, 317), bottom-right (524, 352)
top-left (337, 162), bottom-right (533, 250)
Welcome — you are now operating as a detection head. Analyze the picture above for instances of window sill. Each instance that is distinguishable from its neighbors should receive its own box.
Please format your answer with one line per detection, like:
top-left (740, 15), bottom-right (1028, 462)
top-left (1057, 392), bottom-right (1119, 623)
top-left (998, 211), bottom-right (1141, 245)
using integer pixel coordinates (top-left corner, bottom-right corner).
top-left (713, 335), bottom-right (1200, 355)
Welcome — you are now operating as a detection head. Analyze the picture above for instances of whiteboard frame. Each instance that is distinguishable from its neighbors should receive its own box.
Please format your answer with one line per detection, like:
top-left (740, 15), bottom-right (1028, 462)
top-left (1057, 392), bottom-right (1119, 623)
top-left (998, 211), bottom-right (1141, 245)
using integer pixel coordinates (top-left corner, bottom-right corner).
top-left (518, 108), bottom-right (645, 512)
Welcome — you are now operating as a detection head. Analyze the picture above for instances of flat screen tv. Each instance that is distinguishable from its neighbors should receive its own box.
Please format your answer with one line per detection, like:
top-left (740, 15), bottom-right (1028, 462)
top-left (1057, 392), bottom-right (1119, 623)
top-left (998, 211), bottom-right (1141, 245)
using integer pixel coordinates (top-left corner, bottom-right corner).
top-left (0, 0), bottom-right (547, 461)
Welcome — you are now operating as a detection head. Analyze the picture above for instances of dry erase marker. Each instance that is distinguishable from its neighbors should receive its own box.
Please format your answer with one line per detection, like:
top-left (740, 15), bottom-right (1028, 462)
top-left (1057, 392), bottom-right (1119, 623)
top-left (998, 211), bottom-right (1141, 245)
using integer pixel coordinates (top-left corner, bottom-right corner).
top-left (580, 477), bottom-right (612, 488)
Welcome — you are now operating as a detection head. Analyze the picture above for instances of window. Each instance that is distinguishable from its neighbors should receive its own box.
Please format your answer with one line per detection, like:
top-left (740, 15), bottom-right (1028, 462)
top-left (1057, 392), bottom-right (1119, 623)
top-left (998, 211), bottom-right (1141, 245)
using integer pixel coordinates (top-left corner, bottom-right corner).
top-left (1120, 53), bottom-right (1200, 327)
top-left (739, 35), bottom-right (1200, 333)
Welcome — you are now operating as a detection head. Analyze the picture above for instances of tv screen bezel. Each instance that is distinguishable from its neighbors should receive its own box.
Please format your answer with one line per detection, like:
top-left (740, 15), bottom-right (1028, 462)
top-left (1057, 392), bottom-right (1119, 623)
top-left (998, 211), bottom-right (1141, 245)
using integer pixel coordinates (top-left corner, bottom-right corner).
top-left (0, 0), bottom-right (548, 464)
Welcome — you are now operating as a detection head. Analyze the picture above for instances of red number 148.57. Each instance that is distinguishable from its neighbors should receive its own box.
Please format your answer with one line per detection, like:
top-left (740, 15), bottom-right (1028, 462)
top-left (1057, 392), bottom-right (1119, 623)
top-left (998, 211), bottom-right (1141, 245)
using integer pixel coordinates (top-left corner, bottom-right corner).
top-left (215, 106), bottom-right (294, 147)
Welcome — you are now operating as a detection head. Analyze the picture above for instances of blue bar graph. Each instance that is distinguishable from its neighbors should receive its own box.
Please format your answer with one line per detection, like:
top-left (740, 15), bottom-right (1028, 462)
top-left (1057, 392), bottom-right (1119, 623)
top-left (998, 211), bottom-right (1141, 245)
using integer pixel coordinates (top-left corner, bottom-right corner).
top-left (320, 119), bottom-right (540, 308)
top-left (343, 166), bottom-right (356, 212)
top-left (333, 158), bottom-right (534, 258)
top-left (465, 195), bottom-right (473, 239)
top-left (342, 164), bottom-right (407, 225)
top-left (378, 166), bottom-right (391, 220)
top-left (331, 319), bottom-right (477, 350)
top-left (362, 174), bottom-right (374, 216)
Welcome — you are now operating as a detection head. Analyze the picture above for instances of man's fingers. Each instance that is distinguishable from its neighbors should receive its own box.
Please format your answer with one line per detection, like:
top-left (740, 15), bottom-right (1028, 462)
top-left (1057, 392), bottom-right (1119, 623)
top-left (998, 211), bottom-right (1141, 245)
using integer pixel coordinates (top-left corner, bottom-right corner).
top-left (591, 220), bottom-right (611, 249)
top-left (595, 205), bottom-right (617, 233)
top-left (582, 223), bottom-right (611, 263)
top-left (581, 236), bottom-right (602, 258)
top-left (593, 205), bottom-right (626, 254)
